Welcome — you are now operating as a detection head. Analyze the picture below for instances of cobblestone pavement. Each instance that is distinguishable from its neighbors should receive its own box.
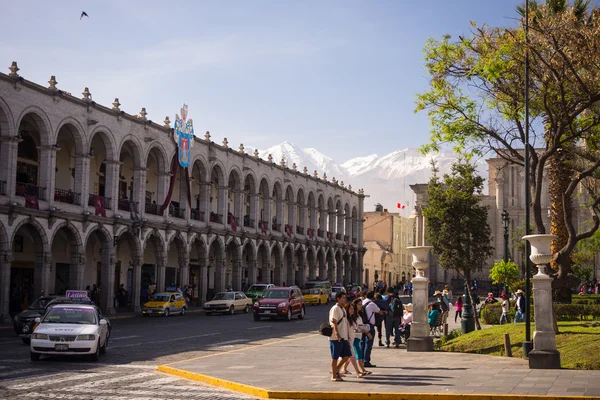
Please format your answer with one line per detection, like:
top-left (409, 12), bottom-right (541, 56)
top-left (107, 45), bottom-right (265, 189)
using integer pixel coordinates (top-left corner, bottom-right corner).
top-left (0, 305), bottom-right (329, 399)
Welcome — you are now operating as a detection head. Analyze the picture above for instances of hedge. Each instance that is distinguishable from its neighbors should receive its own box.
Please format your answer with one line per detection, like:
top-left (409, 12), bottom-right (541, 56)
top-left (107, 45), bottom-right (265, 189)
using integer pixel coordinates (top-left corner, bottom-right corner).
top-left (479, 301), bottom-right (600, 324)
top-left (572, 295), bottom-right (600, 305)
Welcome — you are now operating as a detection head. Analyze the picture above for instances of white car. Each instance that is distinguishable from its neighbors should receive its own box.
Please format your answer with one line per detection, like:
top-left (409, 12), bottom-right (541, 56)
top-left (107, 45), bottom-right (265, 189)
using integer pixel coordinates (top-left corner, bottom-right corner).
top-left (330, 286), bottom-right (346, 301)
top-left (202, 291), bottom-right (253, 315)
top-left (30, 304), bottom-right (110, 362)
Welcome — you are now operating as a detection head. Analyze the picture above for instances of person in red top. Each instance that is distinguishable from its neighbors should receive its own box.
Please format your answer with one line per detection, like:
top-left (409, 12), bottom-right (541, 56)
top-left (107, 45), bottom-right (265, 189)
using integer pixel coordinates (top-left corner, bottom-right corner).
top-left (454, 296), bottom-right (463, 323)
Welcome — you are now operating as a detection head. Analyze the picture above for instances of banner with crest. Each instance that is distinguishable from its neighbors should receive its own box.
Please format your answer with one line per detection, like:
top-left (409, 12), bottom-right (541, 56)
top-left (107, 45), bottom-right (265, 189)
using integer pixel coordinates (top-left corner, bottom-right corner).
top-left (173, 104), bottom-right (194, 168)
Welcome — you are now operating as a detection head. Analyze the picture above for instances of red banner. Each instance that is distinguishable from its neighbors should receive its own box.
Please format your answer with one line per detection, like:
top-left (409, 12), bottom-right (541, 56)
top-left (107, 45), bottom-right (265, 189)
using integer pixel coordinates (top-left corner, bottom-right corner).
top-left (230, 215), bottom-right (237, 232)
top-left (94, 195), bottom-right (106, 217)
top-left (285, 224), bottom-right (292, 237)
top-left (259, 220), bottom-right (267, 235)
top-left (25, 194), bottom-right (39, 210)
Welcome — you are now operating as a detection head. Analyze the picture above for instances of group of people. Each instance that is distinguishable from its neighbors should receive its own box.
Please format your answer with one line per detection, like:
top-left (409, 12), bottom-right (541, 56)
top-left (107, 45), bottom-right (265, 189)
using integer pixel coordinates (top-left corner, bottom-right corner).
top-left (327, 288), bottom-right (413, 382)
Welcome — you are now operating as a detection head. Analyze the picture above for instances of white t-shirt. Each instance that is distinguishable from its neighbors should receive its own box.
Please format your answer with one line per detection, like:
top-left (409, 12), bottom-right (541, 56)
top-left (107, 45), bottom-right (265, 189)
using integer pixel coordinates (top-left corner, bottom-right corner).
top-left (329, 303), bottom-right (349, 341)
top-left (350, 315), bottom-right (367, 341)
top-left (362, 299), bottom-right (380, 325)
top-left (501, 299), bottom-right (509, 313)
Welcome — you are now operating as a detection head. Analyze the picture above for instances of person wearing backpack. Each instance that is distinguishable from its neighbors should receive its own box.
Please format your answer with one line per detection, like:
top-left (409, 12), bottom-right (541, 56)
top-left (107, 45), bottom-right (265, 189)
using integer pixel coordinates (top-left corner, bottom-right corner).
top-left (385, 290), bottom-right (403, 348)
top-left (327, 291), bottom-right (352, 381)
top-left (434, 290), bottom-right (449, 325)
top-left (360, 291), bottom-right (382, 368)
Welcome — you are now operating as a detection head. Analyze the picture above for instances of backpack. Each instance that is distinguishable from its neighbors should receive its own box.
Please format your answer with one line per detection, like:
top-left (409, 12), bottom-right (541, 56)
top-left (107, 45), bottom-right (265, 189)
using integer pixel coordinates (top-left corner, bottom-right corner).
top-left (391, 297), bottom-right (403, 318)
top-left (439, 297), bottom-right (449, 312)
top-left (319, 315), bottom-right (344, 337)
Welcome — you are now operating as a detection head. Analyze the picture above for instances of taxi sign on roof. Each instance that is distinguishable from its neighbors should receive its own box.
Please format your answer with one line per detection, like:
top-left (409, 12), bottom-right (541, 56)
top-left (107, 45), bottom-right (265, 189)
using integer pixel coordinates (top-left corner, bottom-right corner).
top-left (66, 290), bottom-right (88, 299)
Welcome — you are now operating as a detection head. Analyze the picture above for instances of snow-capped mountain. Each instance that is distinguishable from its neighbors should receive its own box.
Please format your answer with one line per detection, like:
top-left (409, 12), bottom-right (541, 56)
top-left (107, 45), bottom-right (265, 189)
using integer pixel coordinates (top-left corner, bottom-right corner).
top-left (251, 142), bottom-right (487, 212)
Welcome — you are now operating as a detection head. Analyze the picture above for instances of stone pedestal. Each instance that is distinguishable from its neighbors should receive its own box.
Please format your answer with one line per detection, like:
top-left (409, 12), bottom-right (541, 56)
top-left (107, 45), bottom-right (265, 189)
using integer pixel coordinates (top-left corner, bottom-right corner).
top-left (406, 246), bottom-right (434, 352)
top-left (523, 234), bottom-right (561, 369)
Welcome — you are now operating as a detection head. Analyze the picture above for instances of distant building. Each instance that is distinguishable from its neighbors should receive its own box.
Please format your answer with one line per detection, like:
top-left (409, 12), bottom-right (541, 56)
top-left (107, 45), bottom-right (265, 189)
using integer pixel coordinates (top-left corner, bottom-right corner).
top-left (362, 205), bottom-right (413, 288)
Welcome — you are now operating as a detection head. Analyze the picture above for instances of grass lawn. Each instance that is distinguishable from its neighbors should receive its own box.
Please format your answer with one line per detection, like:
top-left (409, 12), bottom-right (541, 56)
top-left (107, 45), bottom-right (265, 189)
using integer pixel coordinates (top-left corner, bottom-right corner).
top-left (436, 321), bottom-right (600, 370)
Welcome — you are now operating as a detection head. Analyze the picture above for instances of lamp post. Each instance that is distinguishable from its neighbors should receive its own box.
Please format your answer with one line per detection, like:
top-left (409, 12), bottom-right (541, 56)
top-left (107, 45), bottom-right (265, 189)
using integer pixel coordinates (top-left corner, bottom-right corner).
top-left (501, 209), bottom-right (510, 296)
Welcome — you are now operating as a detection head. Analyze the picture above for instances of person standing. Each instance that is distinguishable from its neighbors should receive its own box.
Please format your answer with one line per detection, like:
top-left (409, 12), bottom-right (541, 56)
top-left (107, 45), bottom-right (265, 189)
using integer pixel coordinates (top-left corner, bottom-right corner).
top-left (454, 296), bottom-right (463, 323)
top-left (499, 293), bottom-right (510, 324)
top-left (514, 289), bottom-right (526, 323)
top-left (374, 293), bottom-right (389, 347)
top-left (360, 291), bottom-right (382, 368)
top-left (328, 291), bottom-right (352, 382)
top-left (386, 290), bottom-right (403, 347)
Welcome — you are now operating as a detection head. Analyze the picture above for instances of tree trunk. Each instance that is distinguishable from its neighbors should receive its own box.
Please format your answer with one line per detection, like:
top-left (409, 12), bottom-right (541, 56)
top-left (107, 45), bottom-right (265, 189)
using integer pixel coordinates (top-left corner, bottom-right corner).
top-left (547, 145), bottom-right (575, 304)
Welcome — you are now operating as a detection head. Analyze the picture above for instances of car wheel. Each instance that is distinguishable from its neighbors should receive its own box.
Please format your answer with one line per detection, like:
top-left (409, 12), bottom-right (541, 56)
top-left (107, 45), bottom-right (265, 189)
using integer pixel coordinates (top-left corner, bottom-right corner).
top-left (30, 352), bottom-right (40, 361)
top-left (253, 312), bottom-right (260, 321)
top-left (286, 308), bottom-right (292, 321)
top-left (229, 305), bottom-right (235, 315)
top-left (90, 342), bottom-right (100, 362)
top-left (180, 307), bottom-right (186, 316)
top-left (100, 337), bottom-right (108, 354)
top-left (244, 304), bottom-right (250, 313)
top-left (22, 338), bottom-right (30, 345)
top-left (164, 308), bottom-right (170, 317)
top-left (298, 306), bottom-right (305, 320)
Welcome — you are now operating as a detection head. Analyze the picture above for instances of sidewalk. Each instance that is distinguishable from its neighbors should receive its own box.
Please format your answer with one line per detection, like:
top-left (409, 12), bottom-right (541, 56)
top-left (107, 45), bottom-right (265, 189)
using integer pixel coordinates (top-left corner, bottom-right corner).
top-left (158, 333), bottom-right (600, 399)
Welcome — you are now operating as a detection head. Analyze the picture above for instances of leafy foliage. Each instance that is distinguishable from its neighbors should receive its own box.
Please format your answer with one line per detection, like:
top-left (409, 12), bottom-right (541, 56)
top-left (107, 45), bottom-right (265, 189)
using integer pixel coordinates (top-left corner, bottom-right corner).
top-left (489, 260), bottom-right (521, 287)
top-left (423, 161), bottom-right (494, 282)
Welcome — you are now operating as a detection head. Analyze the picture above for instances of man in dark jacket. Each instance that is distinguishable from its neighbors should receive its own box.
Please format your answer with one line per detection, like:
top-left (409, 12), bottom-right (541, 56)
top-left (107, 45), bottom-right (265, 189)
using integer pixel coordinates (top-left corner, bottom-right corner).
top-left (374, 292), bottom-right (389, 347)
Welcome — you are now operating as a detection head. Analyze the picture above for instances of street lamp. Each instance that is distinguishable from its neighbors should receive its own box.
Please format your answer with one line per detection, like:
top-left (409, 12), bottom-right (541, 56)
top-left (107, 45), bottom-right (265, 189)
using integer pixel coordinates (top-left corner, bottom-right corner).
top-left (501, 209), bottom-right (510, 296)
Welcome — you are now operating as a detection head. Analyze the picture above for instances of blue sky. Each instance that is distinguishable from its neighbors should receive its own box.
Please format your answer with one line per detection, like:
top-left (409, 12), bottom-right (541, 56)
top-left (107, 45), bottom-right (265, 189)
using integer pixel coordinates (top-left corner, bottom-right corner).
top-left (1, 0), bottom-right (522, 162)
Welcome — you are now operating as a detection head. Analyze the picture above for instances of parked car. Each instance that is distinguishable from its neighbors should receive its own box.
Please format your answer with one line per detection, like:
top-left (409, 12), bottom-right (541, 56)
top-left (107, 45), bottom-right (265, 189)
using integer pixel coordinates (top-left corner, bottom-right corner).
top-left (330, 286), bottom-right (346, 302)
top-left (303, 280), bottom-right (332, 296)
top-left (253, 286), bottom-right (305, 321)
top-left (36, 296), bottom-right (112, 338)
top-left (304, 288), bottom-right (329, 305)
top-left (13, 296), bottom-right (58, 344)
top-left (203, 291), bottom-right (253, 315)
top-left (30, 304), bottom-right (110, 362)
top-left (244, 284), bottom-right (275, 302)
top-left (142, 292), bottom-right (187, 317)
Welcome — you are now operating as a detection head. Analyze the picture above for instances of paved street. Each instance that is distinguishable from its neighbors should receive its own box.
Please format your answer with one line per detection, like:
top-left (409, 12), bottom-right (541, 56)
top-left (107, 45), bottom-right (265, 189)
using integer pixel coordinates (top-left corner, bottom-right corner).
top-left (0, 304), bottom-right (329, 399)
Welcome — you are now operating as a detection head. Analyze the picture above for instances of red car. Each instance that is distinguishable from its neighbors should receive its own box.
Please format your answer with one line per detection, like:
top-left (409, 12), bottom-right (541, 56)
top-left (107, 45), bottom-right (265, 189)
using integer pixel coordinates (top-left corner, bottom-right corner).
top-left (253, 286), bottom-right (305, 321)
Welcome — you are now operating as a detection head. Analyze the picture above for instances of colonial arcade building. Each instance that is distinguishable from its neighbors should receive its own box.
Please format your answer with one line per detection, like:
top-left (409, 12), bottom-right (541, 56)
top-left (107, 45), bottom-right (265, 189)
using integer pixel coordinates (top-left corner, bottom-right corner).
top-left (0, 63), bottom-right (366, 320)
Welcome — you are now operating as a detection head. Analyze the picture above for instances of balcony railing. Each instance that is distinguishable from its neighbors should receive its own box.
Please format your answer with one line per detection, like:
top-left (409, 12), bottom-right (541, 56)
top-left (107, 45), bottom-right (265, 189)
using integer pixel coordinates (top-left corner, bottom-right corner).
top-left (336, 233), bottom-right (342, 240)
top-left (54, 188), bottom-right (80, 205)
top-left (15, 182), bottom-right (46, 200)
top-left (272, 223), bottom-right (281, 232)
top-left (145, 202), bottom-right (161, 215)
top-left (118, 199), bottom-right (130, 211)
top-left (191, 209), bottom-right (205, 221)
top-left (296, 226), bottom-right (304, 235)
top-left (88, 194), bottom-right (112, 210)
top-left (209, 212), bottom-right (223, 223)
top-left (169, 204), bottom-right (185, 219)
top-left (258, 220), bottom-right (268, 234)
top-left (0, 181), bottom-right (6, 196)
top-left (317, 229), bottom-right (324, 238)
top-left (306, 228), bottom-right (314, 238)
top-left (352, 238), bottom-right (357, 244)
top-left (243, 216), bottom-right (255, 228)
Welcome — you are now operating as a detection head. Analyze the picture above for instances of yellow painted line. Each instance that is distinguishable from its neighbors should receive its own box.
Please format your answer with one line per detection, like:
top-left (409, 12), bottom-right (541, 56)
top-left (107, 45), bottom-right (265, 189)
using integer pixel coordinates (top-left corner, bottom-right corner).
top-left (158, 365), bottom-right (593, 400)
top-left (161, 333), bottom-right (318, 366)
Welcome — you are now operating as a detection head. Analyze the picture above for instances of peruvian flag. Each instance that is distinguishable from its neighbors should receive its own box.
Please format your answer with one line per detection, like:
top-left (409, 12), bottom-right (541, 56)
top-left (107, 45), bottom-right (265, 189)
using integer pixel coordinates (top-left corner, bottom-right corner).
top-left (25, 194), bottom-right (39, 210)
top-left (229, 215), bottom-right (237, 232)
top-left (397, 203), bottom-right (406, 209)
top-left (94, 195), bottom-right (107, 217)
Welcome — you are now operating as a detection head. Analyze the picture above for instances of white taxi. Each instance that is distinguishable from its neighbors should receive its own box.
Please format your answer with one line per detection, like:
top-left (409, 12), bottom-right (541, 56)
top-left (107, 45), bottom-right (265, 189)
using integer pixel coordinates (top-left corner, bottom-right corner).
top-left (30, 304), bottom-right (109, 362)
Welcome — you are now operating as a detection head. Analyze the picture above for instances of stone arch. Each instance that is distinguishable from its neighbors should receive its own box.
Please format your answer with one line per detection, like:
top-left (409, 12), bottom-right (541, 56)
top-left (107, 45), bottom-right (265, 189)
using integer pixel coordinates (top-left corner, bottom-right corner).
top-left (306, 244), bottom-right (317, 281)
top-left (225, 237), bottom-right (242, 290)
top-left (144, 143), bottom-right (169, 173)
top-left (327, 196), bottom-right (335, 234)
top-left (258, 176), bottom-right (271, 226)
top-left (207, 235), bottom-right (225, 295)
top-left (209, 162), bottom-right (226, 221)
top-left (227, 167), bottom-right (243, 223)
top-left (50, 223), bottom-right (86, 293)
top-left (335, 198), bottom-right (344, 237)
top-left (11, 218), bottom-right (49, 254)
top-left (271, 241), bottom-right (284, 286)
top-left (283, 243), bottom-right (294, 286)
top-left (317, 194), bottom-right (326, 235)
top-left (55, 117), bottom-right (85, 155)
top-left (117, 138), bottom-right (143, 168)
top-left (143, 230), bottom-right (166, 260)
top-left (334, 247), bottom-right (344, 285)
top-left (15, 106), bottom-right (52, 147)
top-left (344, 202), bottom-right (351, 237)
top-left (352, 205), bottom-right (358, 240)
top-left (241, 239), bottom-right (257, 287)
top-left (0, 95), bottom-right (15, 137)
top-left (190, 156), bottom-right (209, 221)
top-left (89, 126), bottom-right (118, 162)
top-left (50, 222), bottom-right (84, 256)
top-left (283, 184), bottom-right (295, 228)
top-left (167, 231), bottom-right (188, 254)
top-left (0, 219), bottom-right (8, 252)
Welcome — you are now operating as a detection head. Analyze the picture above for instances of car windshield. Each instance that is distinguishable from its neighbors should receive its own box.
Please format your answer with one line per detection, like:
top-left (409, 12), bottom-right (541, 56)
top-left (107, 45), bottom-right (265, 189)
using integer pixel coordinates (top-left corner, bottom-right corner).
top-left (150, 294), bottom-right (170, 302)
top-left (308, 289), bottom-right (321, 294)
top-left (304, 283), bottom-right (322, 290)
top-left (42, 307), bottom-right (96, 324)
top-left (247, 285), bottom-right (267, 292)
top-left (262, 290), bottom-right (290, 299)
top-left (29, 298), bottom-right (51, 310)
top-left (213, 293), bottom-right (234, 301)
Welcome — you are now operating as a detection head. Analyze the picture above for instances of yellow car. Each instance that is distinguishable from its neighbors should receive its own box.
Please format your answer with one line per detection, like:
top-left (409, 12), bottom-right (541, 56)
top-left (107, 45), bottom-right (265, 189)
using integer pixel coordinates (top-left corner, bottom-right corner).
top-left (303, 288), bottom-right (329, 305)
top-left (142, 292), bottom-right (187, 317)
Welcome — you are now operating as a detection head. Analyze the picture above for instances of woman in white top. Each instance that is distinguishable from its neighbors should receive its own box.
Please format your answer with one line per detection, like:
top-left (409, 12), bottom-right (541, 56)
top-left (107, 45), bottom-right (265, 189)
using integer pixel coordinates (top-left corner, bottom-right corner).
top-left (402, 303), bottom-right (413, 341)
top-left (339, 299), bottom-right (372, 377)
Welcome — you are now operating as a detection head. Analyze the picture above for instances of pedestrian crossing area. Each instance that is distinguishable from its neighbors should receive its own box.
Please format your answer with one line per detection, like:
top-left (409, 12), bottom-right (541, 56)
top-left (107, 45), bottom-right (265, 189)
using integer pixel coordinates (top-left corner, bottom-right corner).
top-left (0, 361), bottom-right (256, 399)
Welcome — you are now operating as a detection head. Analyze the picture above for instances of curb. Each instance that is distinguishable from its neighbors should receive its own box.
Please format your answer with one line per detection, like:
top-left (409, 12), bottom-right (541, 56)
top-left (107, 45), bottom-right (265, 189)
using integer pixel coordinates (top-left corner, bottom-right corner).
top-left (157, 365), bottom-right (594, 400)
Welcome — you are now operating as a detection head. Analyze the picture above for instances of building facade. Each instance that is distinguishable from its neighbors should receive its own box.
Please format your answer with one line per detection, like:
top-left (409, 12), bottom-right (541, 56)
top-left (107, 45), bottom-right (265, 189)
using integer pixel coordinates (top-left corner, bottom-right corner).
top-left (362, 207), bottom-right (413, 288)
top-left (0, 63), bottom-right (366, 320)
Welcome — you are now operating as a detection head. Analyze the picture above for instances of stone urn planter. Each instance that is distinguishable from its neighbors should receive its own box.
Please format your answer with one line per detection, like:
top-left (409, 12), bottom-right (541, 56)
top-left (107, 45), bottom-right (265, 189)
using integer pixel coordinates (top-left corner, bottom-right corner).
top-left (406, 246), bottom-right (433, 352)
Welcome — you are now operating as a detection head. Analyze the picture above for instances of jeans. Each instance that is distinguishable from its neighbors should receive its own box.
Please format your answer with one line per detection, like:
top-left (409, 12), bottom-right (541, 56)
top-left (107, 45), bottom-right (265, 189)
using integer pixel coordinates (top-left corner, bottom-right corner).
top-left (385, 318), bottom-right (401, 345)
top-left (360, 324), bottom-right (375, 364)
top-left (500, 312), bottom-right (510, 324)
top-left (514, 310), bottom-right (525, 323)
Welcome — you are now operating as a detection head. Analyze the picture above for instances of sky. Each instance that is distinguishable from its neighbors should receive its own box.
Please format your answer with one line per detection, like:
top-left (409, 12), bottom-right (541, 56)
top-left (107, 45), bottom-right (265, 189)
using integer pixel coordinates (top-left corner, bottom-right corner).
top-left (1, 0), bottom-right (523, 162)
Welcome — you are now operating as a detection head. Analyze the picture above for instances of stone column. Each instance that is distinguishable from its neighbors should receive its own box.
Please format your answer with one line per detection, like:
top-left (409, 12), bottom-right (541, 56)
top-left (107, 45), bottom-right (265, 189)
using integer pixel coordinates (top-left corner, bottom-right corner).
top-left (262, 261), bottom-right (270, 285)
top-left (524, 234), bottom-right (561, 369)
top-left (1, 137), bottom-right (19, 200)
top-left (220, 186), bottom-right (229, 228)
top-left (74, 154), bottom-right (90, 206)
top-left (214, 251), bottom-right (226, 293)
top-left (263, 196), bottom-right (272, 234)
top-left (296, 257), bottom-right (306, 288)
top-left (406, 246), bottom-right (434, 352)
top-left (104, 160), bottom-right (121, 212)
top-left (199, 261), bottom-right (208, 304)
top-left (248, 260), bottom-right (257, 286)
top-left (36, 253), bottom-right (52, 298)
top-left (101, 249), bottom-right (117, 315)
top-left (132, 168), bottom-right (146, 216)
top-left (318, 254), bottom-right (326, 281)
top-left (287, 257), bottom-right (295, 287)
top-left (308, 255), bottom-right (317, 281)
top-left (0, 251), bottom-right (12, 322)
top-left (73, 255), bottom-right (86, 290)
top-left (336, 256), bottom-right (343, 284)
top-left (38, 146), bottom-right (58, 203)
top-left (156, 259), bottom-right (166, 292)
top-left (179, 255), bottom-right (190, 288)
top-left (131, 257), bottom-right (142, 312)
top-left (232, 259), bottom-right (243, 291)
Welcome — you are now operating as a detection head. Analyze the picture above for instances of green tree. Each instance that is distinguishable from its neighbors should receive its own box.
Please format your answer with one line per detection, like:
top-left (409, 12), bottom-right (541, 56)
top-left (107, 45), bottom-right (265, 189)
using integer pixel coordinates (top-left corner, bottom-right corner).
top-left (416, 3), bottom-right (600, 303)
top-left (489, 260), bottom-right (521, 292)
top-left (424, 161), bottom-right (494, 286)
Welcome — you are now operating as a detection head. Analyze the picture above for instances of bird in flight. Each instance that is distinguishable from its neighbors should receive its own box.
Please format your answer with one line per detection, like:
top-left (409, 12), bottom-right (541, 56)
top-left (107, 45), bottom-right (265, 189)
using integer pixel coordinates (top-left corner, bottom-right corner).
top-left (80, 11), bottom-right (89, 20)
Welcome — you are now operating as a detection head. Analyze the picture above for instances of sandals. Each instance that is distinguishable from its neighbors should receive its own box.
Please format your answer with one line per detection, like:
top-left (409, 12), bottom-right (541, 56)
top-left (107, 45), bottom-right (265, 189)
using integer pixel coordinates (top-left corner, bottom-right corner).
top-left (340, 370), bottom-right (351, 375)
top-left (331, 376), bottom-right (344, 382)
top-left (357, 372), bottom-right (366, 378)
top-left (362, 370), bottom-right (372, 375)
